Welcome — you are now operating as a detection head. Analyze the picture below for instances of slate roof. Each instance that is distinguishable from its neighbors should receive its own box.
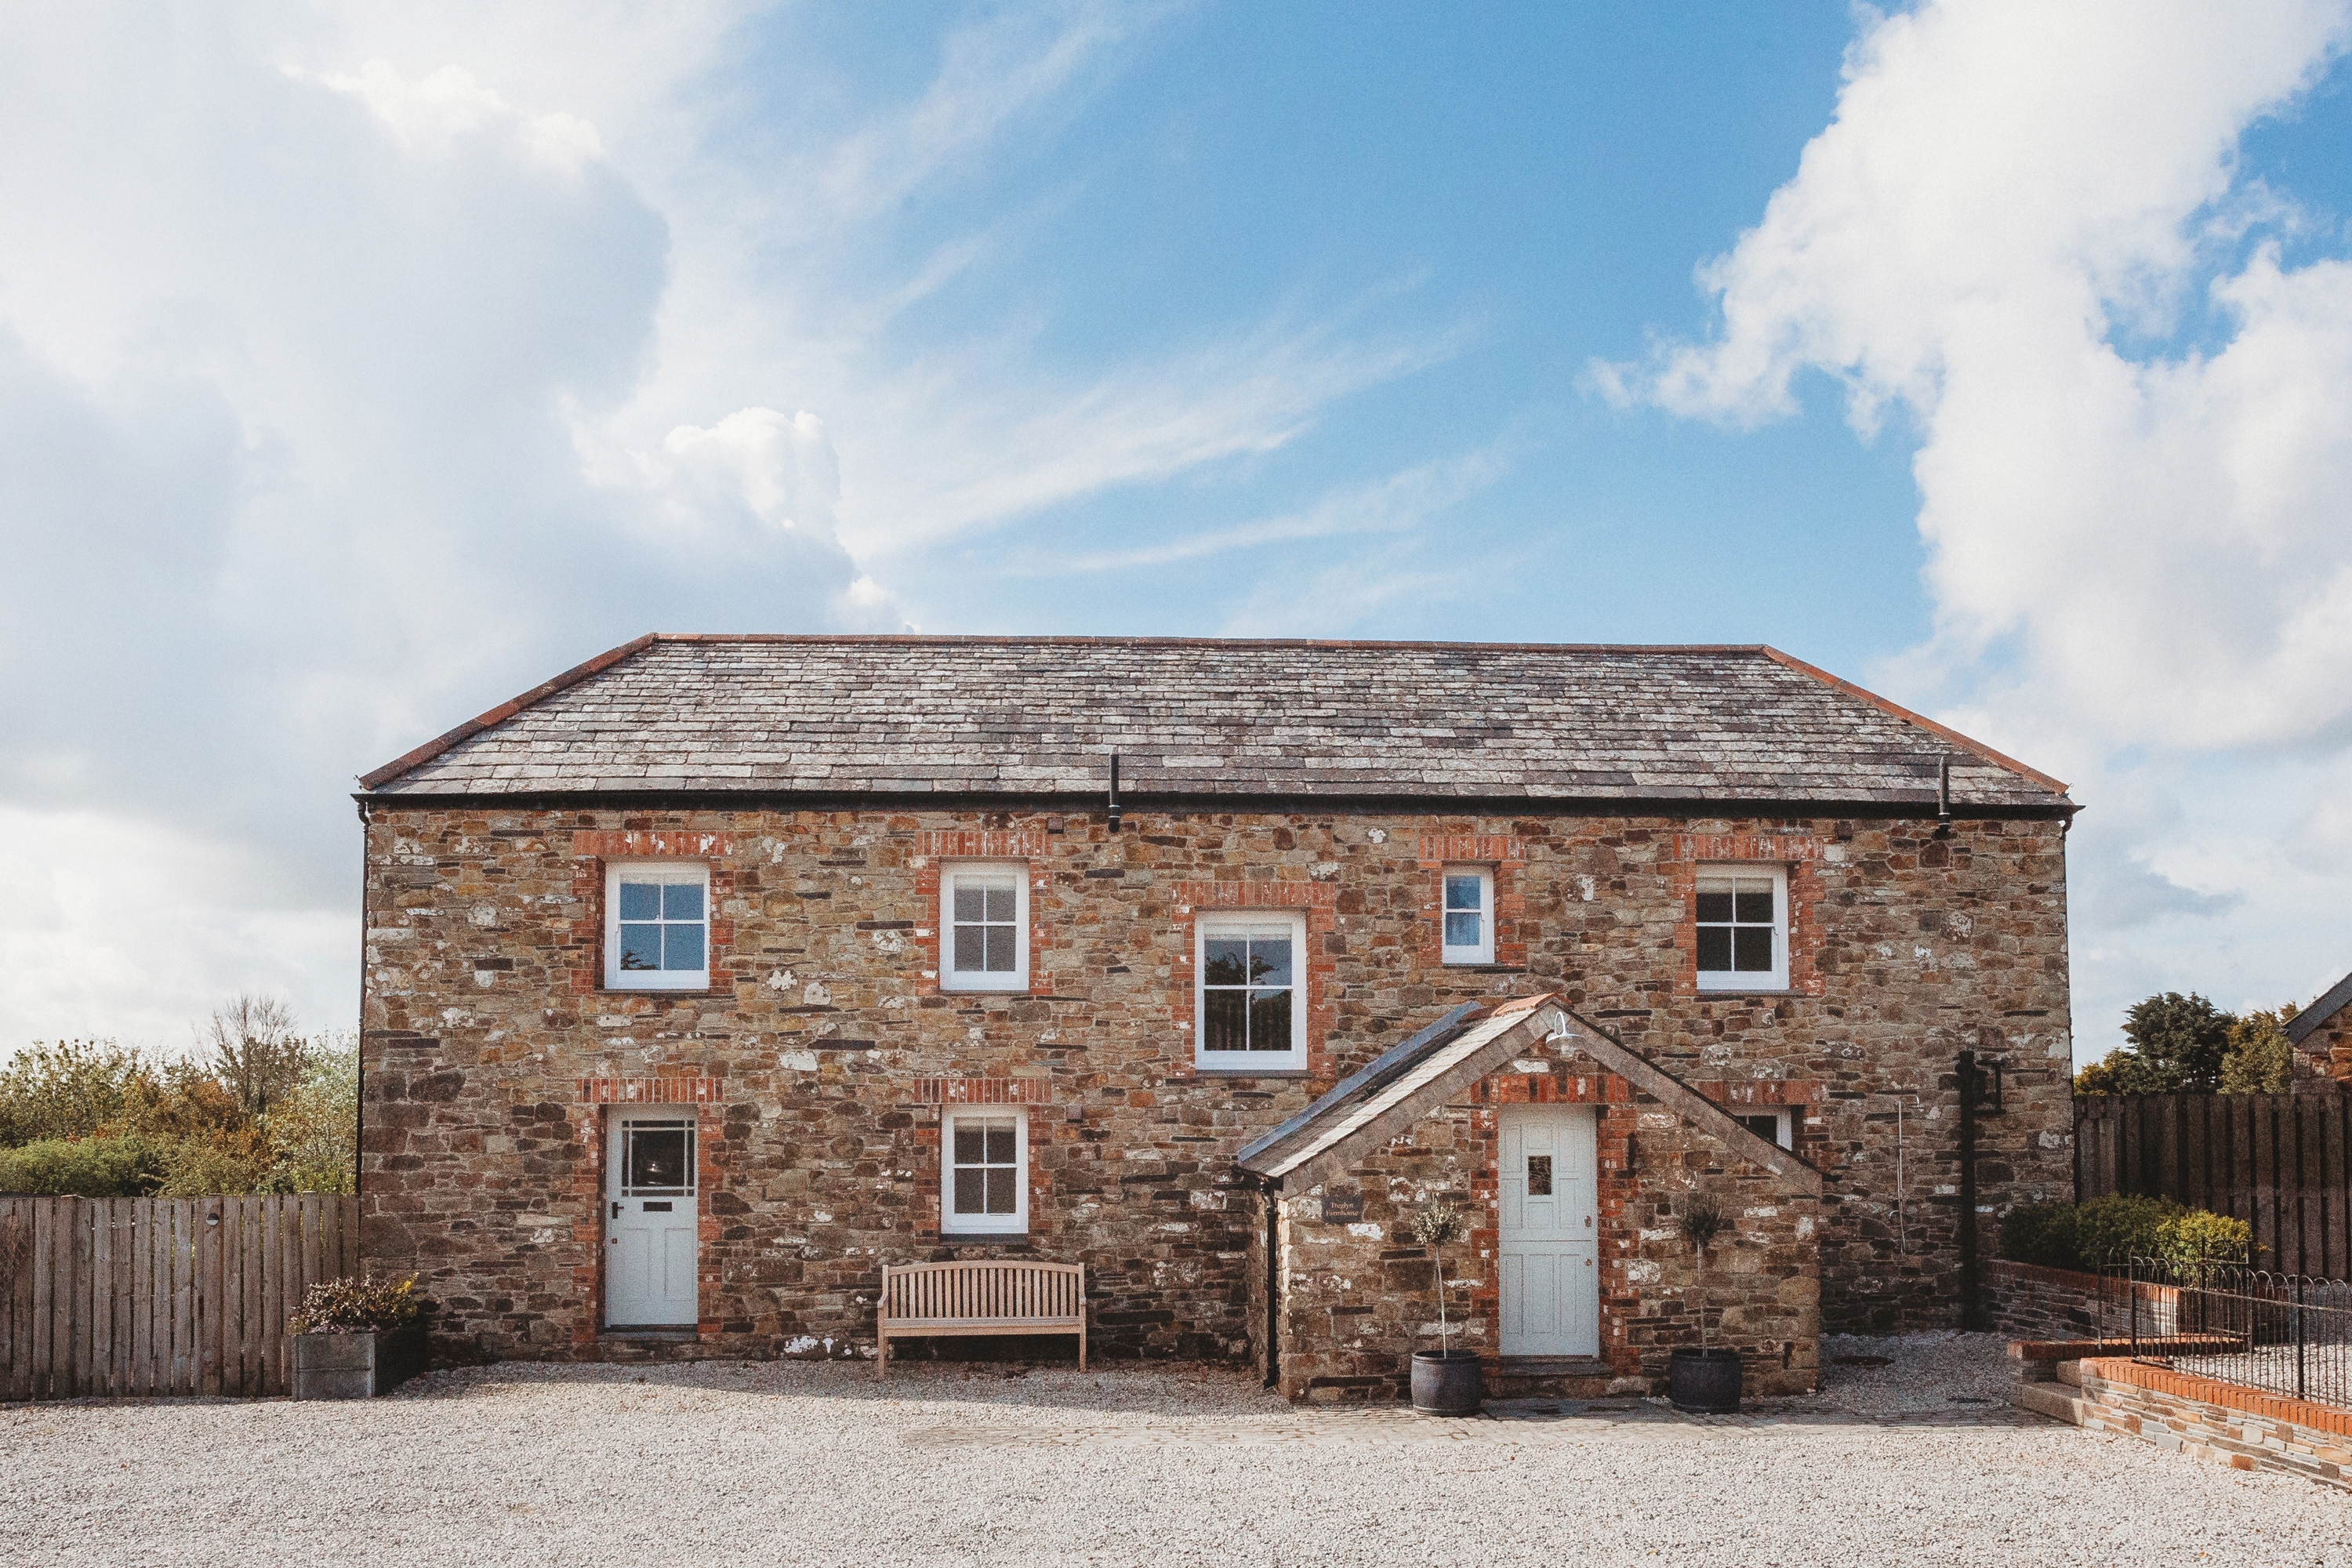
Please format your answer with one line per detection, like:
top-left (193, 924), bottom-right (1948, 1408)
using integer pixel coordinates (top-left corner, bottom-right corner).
top-left (359, 634), bottom-right (2071, 806)
top-left (2288, 971), bottom-right (2352, 1045)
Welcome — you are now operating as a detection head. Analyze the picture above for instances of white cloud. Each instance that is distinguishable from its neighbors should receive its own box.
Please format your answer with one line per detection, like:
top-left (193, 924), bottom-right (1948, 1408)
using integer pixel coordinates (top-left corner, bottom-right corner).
top-left (0, 1), bottom-right (1448, 1047)
top-left (1609, 0), bottom-right (2352, 1052)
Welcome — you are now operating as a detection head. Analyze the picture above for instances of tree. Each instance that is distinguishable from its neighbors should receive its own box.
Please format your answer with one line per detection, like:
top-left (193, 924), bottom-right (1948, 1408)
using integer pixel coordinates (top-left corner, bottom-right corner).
top-left (2078, 992), bottom-right (2234, 1094)
top-left (198, 994), bottom-right (312, 1120)
top-left (2217, 1004), bottom-right (2299, 1094)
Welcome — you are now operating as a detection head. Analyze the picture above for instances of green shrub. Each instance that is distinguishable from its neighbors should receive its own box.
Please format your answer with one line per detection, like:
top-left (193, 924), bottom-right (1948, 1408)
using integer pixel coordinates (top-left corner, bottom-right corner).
top-left (289, 1275), bottom-right (426, 1335)
top-left (0, 1137), bottom-right (169, 1196)
top-left (2000, 1193), bottom-right (2256, 1272)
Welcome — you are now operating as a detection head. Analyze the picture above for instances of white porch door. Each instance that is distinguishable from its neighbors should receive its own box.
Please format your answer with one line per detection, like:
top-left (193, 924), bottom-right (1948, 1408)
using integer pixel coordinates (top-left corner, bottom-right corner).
top-left (1498, 1105), bottom-right (1599, 1357)
top-left (605, 1111), bottom-right (699, 1327)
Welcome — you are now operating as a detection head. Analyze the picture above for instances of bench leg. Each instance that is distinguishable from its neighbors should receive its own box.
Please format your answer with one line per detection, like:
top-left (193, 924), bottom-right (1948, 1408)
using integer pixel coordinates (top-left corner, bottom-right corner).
top-left (1079, 1322), bottom-right (1087, 1374)
top-left (877, 1330), bottom-right (888, 1382)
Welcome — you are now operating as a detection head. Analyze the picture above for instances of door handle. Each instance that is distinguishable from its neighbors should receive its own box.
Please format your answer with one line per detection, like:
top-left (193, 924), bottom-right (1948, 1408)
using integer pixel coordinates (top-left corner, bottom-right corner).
top-left (612, 1201), bottom-right (622, 1218)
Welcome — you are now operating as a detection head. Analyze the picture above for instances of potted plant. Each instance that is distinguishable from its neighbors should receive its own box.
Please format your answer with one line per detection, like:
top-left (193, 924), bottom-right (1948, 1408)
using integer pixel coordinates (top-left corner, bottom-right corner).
top-left (1408, 1200), bottom-right (1483, 1416)
top-left (289, 1274), bottom-right (429, 1399)
top-left (1668, 1193), bottom-right (1741, 1412)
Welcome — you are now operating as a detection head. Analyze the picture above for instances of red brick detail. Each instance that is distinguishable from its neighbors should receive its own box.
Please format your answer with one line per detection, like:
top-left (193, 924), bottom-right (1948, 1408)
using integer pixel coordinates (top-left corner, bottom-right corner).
top-left (913, 853), bottom-right (1053, 996)
top-left (2082, 1357), bottom-right (2352, 1441)
top-left (913, 1077), bottom-right (1051, 1105)
top-left (568, 850), bottom-right (736, 997)
top-left (1666, 837), bottom-right (1825, 997)
top-left (1415, 839), bottom-right (1528, 969)
top-left (1169, 881), bottom-right (1340, 1080)
top-left (918, 830), bottom-right (1047, 858)
top-left (579, 1076), bottom-right (727, 1104)
top-left (573, 830), bottom-right (736, 858)
top-left (1673, 833), bottom-right (1823, 863)
top-left (566, 1080), bottom-right (731, 1346)
top-left (1462, 1073), bottom-right (1643, 1381)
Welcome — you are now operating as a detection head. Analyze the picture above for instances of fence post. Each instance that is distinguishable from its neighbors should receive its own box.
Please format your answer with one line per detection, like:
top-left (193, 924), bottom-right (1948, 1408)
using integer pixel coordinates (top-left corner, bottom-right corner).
top-left (2293, 1273), bottom-right (2305, 1403)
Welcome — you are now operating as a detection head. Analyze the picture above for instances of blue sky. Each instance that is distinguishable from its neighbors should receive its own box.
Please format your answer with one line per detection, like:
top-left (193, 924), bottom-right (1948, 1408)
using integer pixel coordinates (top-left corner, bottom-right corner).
top-left (5, 1), bottom-right (2352, 1062)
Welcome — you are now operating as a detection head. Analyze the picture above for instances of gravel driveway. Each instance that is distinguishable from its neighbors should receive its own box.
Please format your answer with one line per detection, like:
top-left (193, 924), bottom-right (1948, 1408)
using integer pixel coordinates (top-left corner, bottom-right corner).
top-left (6, 1333), bottom-right (2346, 1566)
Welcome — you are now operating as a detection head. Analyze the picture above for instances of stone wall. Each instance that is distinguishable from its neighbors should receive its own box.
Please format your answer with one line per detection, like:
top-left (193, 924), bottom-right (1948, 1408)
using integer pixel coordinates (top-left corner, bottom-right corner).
top-left (1269, 1041), bottom-right (1820, 1401)
top-left (359, 803), bottom-right (2072, 1363)
top-left (2013, 1359), bottom-right (2352, 1493)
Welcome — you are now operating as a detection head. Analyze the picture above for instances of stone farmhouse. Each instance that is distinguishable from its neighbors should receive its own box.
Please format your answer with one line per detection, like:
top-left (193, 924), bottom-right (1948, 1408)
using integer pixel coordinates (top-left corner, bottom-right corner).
top-left (2289, 973), bottom-right (2352, 1090)
top-left (356, 635), bottom-right (2078, 1400)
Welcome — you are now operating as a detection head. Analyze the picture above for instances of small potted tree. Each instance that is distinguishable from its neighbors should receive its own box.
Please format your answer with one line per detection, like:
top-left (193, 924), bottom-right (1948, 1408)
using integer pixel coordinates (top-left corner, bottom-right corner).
top-left (289, 1275), bottom-right (429, 1399)
top-left (1409, 1200), bottom-right (1483, 1415)
top-left (1668, 1193), bottom-right (1741, 1412)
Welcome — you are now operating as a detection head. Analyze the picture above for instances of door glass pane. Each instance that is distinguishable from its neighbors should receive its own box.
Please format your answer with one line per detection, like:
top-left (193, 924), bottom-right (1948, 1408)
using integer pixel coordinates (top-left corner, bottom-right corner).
top-left (618, 882), bottom-right (661, 920)
top-left (619, 924), bottom-right (662, 971)
top-left (1248, 989), bottom-right (1291, 1051)
top-left (953, 1168), bottom-right (984, 1214)
top-left (1696, 927), bottom-right (1732, 971)
top-left (1733, 927), bottom-right (1774, 971)
top-left (662, 923), bottom-right (705, 972)
top-left (626, 1125), bottom-right (691, 1192)
top-left (662, 881), bottom-right (704, 920)
top-left (1527, 1154), bottom-right (1552, 1196)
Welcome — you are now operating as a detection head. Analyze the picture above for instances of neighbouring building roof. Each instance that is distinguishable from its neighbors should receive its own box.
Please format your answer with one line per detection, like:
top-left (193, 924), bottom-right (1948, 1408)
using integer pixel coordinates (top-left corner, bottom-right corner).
top-left (2288, 971), bottom-right (2352, 1045)
top-left (358, 634), bottom-right (2071, 806)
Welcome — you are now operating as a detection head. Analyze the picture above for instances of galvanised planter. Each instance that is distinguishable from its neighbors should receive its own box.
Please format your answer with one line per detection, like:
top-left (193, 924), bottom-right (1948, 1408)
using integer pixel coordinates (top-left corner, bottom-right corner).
top-left (289, 1328), bottom-right (425, 1400)
top-left (1410, 1348), bottom-right (1484, 1416)
top-left (1668, 1347), bottom-right (1743, 1413)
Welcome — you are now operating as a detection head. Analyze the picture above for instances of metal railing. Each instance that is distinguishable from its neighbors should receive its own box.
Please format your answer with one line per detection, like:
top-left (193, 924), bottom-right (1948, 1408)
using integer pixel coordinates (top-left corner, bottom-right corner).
top-left (2111, 1255), bottom-right (2352, 1410)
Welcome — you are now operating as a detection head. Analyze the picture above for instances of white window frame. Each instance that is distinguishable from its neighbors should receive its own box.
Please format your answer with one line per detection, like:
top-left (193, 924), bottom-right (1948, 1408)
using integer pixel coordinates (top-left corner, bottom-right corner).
top-left (939, 861), bottom-right (1030, 993)
top-left (1440, 865), bottom-right (1495, 966)
top-left (1694, 865), bottom-right (1788, 992)
top-left (940, 1108), bottom-right (1029, 1236)
top-left (1732, 1107), bottom-right (1794, 1150)
top-left (1194, 910), bottom-right (1309, 1071)
top-left (604, 862), bottom-right (711, 991)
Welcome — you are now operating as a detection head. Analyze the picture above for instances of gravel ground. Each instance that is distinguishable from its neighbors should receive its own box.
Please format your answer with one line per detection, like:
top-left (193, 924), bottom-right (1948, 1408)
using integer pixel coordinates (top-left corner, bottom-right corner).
top-left (6, 1333), bottom-right (2347, 1567)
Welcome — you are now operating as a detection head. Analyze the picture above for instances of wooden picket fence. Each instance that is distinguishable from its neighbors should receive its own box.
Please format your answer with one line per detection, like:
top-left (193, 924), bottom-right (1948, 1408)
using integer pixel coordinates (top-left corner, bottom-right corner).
top-left (0, 1194), bottom-right (360, 1400)
top-left (2075, 1092), bottom-right (2352, 1280)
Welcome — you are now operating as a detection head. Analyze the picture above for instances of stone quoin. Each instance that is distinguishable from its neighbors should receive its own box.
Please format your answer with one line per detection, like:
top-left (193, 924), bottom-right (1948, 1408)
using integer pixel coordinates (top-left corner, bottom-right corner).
top-left (354, 635), bottom-right (2076, 1400)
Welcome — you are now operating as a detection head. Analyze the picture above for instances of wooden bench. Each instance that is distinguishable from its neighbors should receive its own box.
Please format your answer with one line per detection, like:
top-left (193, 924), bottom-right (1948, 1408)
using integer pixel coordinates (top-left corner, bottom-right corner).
top-left (877, 1260), bottom-right (1086, 1378)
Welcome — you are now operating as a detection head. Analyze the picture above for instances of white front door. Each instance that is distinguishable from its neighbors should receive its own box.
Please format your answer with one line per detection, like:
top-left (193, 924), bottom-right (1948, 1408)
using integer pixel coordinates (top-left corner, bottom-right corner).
top-left (1498, 1105), bottom-right (1599, 1357)
top-left (605, 1111), bottom-right (699, 1327)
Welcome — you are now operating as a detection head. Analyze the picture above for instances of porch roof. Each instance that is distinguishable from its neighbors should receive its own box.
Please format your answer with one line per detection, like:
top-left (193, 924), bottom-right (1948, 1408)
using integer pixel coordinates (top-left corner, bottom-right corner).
top-left (1235, 993), bottom-right (1821, 1196)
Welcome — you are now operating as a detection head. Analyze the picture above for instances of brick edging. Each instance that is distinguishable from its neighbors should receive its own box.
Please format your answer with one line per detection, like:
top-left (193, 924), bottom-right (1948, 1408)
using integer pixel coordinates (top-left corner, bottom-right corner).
top-left (2081, 1357), bottom-right (2352, 1441)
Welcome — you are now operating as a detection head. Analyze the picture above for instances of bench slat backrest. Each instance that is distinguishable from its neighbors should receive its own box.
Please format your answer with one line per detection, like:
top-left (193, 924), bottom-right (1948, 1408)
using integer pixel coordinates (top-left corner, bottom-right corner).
top-left (882, 1261), bottom-right (1083, 1322)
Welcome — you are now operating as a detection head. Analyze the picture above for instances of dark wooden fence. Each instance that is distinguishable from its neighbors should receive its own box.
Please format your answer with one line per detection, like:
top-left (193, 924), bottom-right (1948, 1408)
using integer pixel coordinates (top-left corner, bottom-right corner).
top-left (2074, 1093), bottom-right (2352, 1279)
top-left (0, 1195), bottom-right (360, 1399)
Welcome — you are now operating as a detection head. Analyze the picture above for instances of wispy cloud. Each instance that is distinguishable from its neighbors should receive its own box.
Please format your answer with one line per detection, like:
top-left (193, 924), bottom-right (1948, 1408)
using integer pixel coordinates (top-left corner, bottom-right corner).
top-left (996, 439), bottom-right (1518, 576)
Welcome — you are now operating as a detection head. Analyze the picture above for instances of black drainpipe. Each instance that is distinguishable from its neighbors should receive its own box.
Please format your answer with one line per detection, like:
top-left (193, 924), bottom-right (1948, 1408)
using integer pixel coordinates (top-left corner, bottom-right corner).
top-left (1259, 1175), bottom-right (1282, 1389)
top-left (1957, 1047), bottom-right (1981, 1330)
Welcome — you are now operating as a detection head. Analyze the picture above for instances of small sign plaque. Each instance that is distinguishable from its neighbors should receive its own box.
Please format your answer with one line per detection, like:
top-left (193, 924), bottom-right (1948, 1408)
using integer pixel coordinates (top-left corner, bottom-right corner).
top-left (1320, 1192), bottom-right (1364, 1222)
